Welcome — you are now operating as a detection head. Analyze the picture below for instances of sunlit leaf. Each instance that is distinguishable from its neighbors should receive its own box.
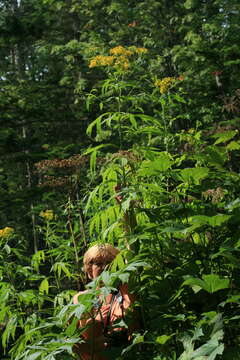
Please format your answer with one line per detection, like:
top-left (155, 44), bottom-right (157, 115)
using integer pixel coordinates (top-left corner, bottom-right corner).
top-left (212, 130), bottom-right (238, 145)
top-left (138, 152), bottom-right (172, 176)
top-left (183, 274), bottom-right (230, 293)
top-left (39, 278), bottom-right (49, 295)
top-left (227, 141), bottom-right (240, 150)
top-left (180, 167), bottom-right (209, 184)
top-left (156, 334), bottom-right (172, 344)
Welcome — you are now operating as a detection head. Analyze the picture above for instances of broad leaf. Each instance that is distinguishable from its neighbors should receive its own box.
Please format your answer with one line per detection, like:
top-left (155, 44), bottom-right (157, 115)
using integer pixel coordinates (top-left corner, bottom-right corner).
top-left (180, 167), bottom-right (209, 184)
top-left (138, 152), bottom-right (172, 176)
top-left (183, 274), bottom-right (230, 293)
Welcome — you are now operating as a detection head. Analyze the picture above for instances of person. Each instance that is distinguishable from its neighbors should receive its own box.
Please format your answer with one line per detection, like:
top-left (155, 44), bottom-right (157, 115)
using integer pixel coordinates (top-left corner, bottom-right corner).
top-left (72, 243), bottom-right (136, 360)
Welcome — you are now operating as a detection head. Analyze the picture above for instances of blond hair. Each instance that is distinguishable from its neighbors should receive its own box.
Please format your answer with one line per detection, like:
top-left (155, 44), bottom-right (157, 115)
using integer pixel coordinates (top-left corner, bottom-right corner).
top-left (83, 243), bottom-right (119, 273)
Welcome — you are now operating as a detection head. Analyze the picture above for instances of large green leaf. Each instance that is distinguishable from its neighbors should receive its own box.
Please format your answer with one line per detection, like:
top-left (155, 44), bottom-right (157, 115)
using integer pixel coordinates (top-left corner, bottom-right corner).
top-left (183, 274), bottom-right (230, 293)
top-left (180, 167), bottom-right (209, 184)
top-left (202, 274), bottom-right (230, 293)
top-left (138, 152), bottom-right (172, 176)
top-left (192, 340), bottom-right (224, 359)
top-left (190, 214), bottom-right (231, 227)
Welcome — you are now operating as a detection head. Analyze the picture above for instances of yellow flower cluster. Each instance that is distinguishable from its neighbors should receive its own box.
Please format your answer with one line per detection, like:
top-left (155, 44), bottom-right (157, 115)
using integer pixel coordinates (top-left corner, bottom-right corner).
top-left (89, 55), bottom-right (115, 68)
top-left (0, 227), bottom-right (14, 238)
top-left (110, 46), bottom-right (133, 57)
top-left (155, 77), bottom-right (175, 94)
top-left (134, 47), bottom-right (148, 54)
top-left (115, 55), bottom-right (130, 70)
top-left (89, 46), bottom-right (148, 71)
top-left (39, 209), bottom-right (54, 221)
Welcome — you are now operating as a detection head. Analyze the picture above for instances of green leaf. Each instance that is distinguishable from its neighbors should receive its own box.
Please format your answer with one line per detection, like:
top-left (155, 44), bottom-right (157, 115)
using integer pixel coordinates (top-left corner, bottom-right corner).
top-left (180, 167), bottom-right (209, 184)
top-left (138, 152), bottom-right (172, 176)
top-left (207, 214), bottom-right (231, 227)
top-left (83, 143), bottom-right (115, 156)
top-left (25, 352), bottom-right (43, 360)
top-left (190, 214), bottom-right (231, 227)
top-left (101, 271), bottom-right (111, 285)
top-left (192, 340), bottom-right (224, 359)
top-left (129, 114), bottom-right (138, 129)
top-left (213, 130), bottom-right (238, 145)
top-left (227, 141), bottom-right (240, 150)
top-left (182, 276), bottom-right (206, 293)
top-left (225, 295), bottom-right (240, 304)
top-left (111, 252), bottom-right (125, 272)
top-left (73, 304), bottom-right (86, 320)
top-left (183, 274), bottom-right (230, 293)
top-left (206, 146), bottom-right (227, 167)
top-left (18, 290), bottom-right (38, 306)
top-left (88, 149), bottom-right (96, 175)
top-left (3, 244), bottom-right (11, 254)
top-left (52, 262), bottom-right (72, 279)
top-left (202, 274), bottom-right (230, 293)
top-left (184, 0), bottom-right (197, 9)
top-left (225, 198), bottom-right (240, 211)
top-left (118, 273), bottom-right (130, 283)
top-left (2, 314), bottom-right (18, 349)
top-left (39, 278), bottom-right (49, 295)
top-left (156, 334), bottom-right (172, 344)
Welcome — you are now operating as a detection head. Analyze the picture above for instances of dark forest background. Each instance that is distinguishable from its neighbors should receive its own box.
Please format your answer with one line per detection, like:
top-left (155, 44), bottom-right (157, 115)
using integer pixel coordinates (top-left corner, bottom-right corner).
top-left (1, 0), bottom-right (240, 359)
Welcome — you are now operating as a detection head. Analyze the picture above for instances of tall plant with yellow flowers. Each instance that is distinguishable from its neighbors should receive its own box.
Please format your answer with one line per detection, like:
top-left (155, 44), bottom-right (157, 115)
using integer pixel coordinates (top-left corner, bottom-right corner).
top-left (89, 45), bottom-right (148, 72)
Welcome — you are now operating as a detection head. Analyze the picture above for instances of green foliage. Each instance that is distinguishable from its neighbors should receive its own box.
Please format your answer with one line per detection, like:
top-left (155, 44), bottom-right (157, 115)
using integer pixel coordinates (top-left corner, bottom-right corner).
top-left (1, 0), bottom-right (240, 359)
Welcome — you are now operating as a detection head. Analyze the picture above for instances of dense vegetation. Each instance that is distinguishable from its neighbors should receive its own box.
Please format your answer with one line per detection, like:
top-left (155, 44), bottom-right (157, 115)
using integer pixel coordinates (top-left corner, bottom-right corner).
top-left (1, 0), bottom-right (240, 359)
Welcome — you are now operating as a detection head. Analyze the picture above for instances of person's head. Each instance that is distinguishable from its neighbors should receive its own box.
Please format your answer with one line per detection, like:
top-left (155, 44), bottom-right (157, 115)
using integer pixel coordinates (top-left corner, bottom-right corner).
top-left (83, 243), bottom-right (119, 279)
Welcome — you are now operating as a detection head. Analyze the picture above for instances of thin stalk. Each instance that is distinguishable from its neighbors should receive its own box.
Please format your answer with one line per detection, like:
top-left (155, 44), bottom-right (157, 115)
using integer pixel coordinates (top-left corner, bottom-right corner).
top-left (45, 222), bottom-right (61, 291)
top-left (66, 197), bottom-right (81, 290)
top-left (161, 95), bottom-right (169, 153)
top-left (117, 75), bottom-right (123, 149)
top-left (76, 190), bottom-right (87, 247)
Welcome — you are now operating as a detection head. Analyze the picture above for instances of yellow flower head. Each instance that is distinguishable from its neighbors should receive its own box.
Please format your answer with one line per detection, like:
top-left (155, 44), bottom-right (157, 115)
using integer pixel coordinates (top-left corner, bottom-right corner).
top-left (135, 47), bottom-right (148, 54)
top-left (40, 210), bottom-right (54, 221)
top-left (89, 55), bottom-right (115, 68)
top-left (154, 77), bottom-right (175, 94)
top-left (0, 227), bottom-right (14, 238)
top-left (114, 55), bottom-right (130, 70)
top-left (110, 46), bottom-right (133, 57)
top-left (88, 45), bottom-right (146, 71)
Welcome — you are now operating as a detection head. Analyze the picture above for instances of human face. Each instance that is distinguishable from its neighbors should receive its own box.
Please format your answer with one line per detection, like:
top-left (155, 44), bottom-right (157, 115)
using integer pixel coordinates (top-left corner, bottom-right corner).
top-left (87, 260), bottom-right (107, 279)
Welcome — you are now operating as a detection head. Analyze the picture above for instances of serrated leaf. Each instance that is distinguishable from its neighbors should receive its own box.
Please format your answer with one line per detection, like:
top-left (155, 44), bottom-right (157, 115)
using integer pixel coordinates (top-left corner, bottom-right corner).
top-left (227, 141), bottom-right (240, 150)
top-left (138, 152), bottom-right (172, 176)
top-left (213, 130), bottom-right (238, 145)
